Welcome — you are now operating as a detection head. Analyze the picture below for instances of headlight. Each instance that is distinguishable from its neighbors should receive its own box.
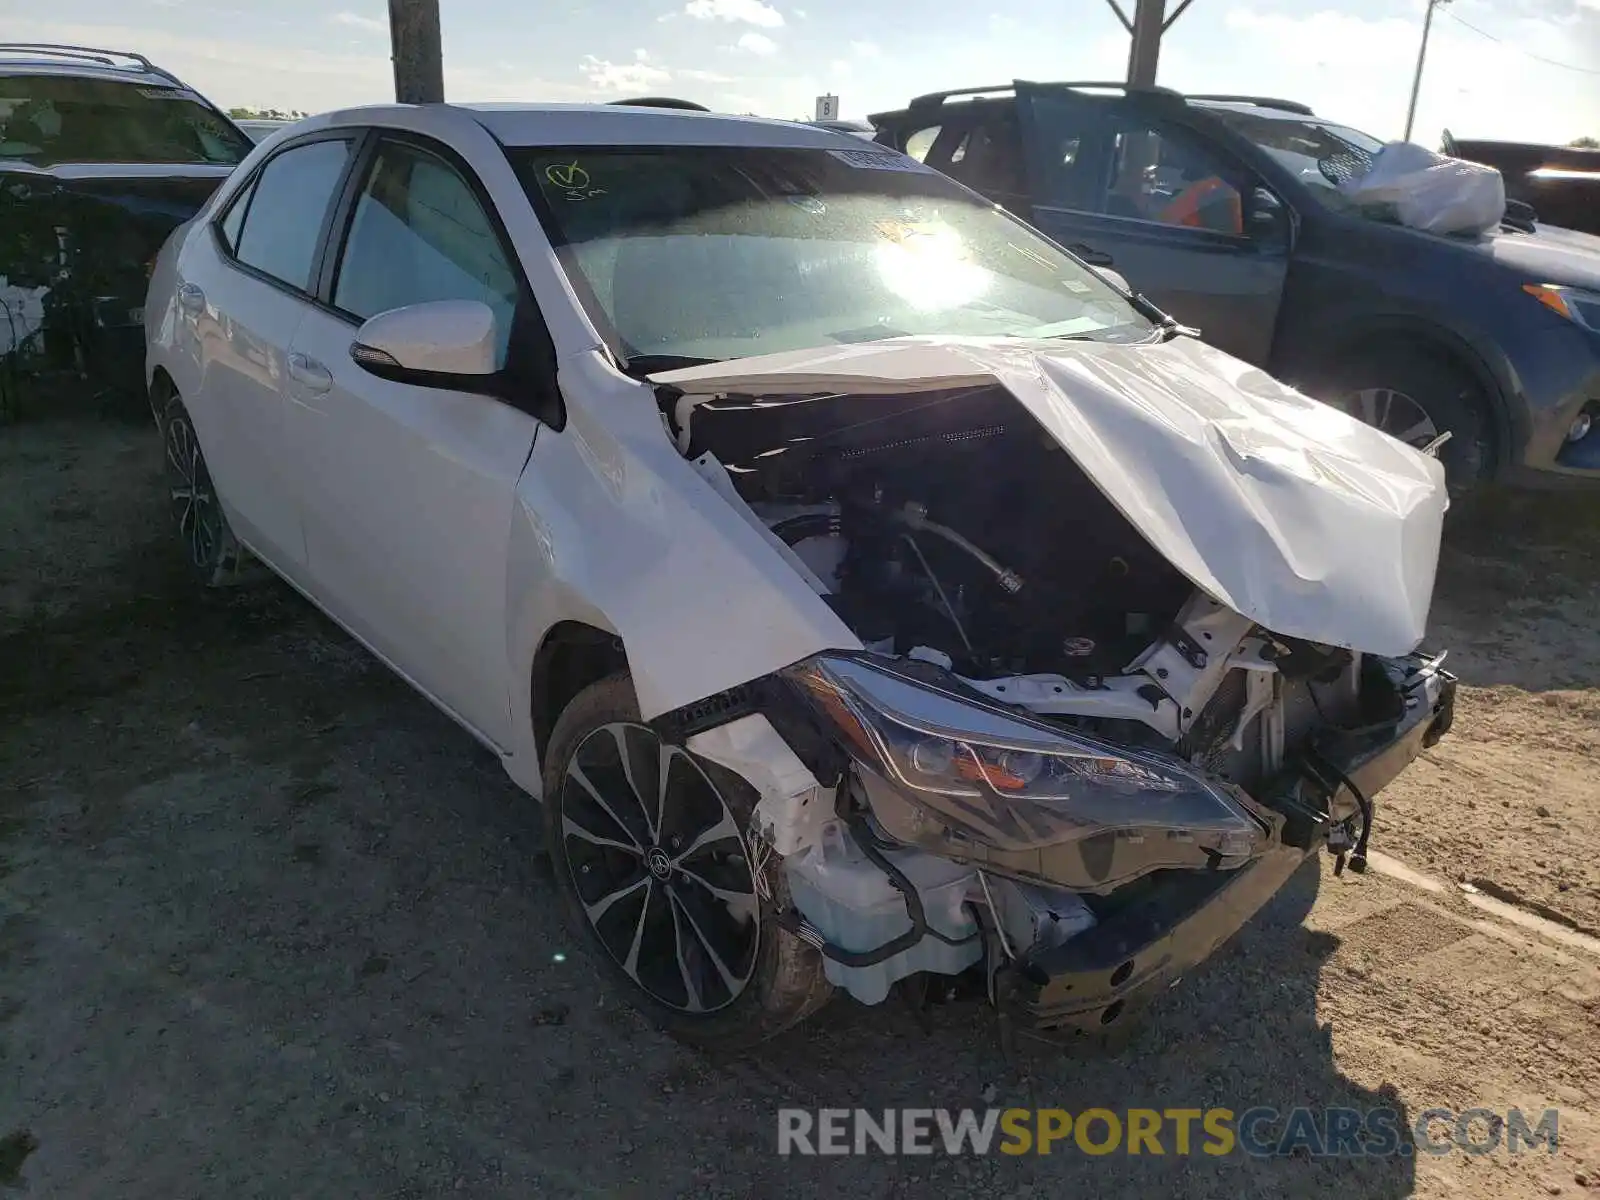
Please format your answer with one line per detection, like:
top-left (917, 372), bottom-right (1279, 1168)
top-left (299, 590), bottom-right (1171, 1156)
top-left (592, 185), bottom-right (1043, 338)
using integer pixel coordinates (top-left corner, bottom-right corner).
top-left (784, 655), bottom-right (1264, 860)
top-left (1524, 283), bottom-right (1600, 331)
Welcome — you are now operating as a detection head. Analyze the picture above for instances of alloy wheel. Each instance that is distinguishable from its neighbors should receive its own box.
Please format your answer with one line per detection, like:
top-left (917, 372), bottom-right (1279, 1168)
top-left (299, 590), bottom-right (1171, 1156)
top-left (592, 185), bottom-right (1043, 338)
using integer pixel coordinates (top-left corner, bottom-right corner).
top-left (559, 722), bottom-right (760, 1014)
top-left (1343, 388), bottom-right (1441, 449)
top-left (164, 411), bottom-right (225, 571)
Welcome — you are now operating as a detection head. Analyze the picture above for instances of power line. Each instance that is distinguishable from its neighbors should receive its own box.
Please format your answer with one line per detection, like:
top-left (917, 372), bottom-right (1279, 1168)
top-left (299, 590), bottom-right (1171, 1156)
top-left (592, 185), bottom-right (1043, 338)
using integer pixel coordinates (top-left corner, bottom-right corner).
top-left (1437, 6), bottom-right (1600, 77)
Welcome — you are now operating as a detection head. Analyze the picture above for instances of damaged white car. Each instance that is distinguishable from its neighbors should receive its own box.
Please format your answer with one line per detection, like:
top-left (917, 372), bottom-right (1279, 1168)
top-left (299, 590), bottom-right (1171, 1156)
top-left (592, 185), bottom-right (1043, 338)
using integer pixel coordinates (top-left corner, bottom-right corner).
top-left (145, 102), bottom-right (1457, 1047)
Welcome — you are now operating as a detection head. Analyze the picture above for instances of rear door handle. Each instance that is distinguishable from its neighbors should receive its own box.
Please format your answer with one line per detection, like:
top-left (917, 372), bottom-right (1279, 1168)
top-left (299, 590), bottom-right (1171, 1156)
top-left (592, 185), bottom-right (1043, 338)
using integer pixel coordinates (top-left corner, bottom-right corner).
top-left (287, 352), bottom-right (332, 394)
top-left (177, 281), bottom-right (206, 314)
top-left (1068, 242), bottom-right (1115, 267)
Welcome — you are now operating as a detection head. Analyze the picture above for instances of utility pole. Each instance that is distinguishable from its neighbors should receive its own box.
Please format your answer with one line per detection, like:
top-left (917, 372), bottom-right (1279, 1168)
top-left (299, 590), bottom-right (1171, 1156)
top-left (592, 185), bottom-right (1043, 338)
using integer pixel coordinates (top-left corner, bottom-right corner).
top-left (389, 0), bottom-right (444, 104)
top-left (1403, 0), bottom-right (1448, 142)
top-left (1127, 0), bottom-right (1165, 87)
top-left (1103, 0), bottom-right (1198, 87)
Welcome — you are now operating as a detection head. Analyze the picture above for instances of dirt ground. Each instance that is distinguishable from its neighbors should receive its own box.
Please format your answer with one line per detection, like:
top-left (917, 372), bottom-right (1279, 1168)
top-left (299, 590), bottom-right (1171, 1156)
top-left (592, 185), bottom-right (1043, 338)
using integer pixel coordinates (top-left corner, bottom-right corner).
top-left (2, 416), bottom-right (1598, 1199)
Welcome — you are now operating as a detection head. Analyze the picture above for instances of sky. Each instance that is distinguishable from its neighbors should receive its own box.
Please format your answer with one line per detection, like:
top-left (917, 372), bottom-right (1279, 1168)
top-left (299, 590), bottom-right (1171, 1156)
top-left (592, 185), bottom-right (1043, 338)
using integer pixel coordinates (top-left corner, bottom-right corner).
top-left (10, 0), bottom-right (1600, 144)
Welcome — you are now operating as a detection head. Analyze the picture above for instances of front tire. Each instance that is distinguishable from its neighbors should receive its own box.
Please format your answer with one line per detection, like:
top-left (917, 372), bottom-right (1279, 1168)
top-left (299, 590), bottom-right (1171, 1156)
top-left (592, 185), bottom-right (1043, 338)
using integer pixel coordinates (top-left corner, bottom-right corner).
top-left (160, 393), bottom-right (247, 587)
top-left (1315, 348), bottom-right (1493, 495)
top-left (542, 674), bottom-right (832, 1049)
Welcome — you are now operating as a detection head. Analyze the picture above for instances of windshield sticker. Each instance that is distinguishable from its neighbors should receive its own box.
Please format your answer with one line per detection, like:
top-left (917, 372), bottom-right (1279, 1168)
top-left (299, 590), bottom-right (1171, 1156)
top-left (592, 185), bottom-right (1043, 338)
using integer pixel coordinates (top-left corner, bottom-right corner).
top-left (828, 148), bottom-right (929, 173)
top-left (544, 160), bottom-right (606, 201)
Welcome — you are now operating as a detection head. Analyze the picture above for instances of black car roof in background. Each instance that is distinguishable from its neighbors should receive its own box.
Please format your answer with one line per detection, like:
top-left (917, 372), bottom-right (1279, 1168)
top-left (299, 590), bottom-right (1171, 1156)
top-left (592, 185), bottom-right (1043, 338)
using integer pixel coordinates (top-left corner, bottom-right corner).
top-left (870, 83), bottom-right (1315, 126)
top-left (0, 43), bottom-right (188, 88)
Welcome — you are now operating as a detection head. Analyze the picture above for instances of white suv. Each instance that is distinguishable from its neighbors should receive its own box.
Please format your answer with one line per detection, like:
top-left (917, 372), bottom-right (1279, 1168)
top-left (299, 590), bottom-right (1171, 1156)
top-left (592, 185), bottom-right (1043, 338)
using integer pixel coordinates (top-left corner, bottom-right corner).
top-left (145, 102), bottom-right (1456, 1047)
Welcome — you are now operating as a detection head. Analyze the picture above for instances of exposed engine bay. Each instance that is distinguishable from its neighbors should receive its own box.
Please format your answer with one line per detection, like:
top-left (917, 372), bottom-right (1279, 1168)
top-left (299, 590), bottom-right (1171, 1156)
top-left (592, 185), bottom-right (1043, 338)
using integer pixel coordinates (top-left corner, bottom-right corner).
top-left (686, 385), bottom-right (1193, 683)
top-left (671, 380), bottom-right (1457, 1026)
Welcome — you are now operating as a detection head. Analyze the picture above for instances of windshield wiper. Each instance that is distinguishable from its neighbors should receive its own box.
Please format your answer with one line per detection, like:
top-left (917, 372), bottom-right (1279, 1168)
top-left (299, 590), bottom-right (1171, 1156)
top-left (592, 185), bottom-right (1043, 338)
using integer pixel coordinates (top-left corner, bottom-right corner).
top-left (1155, 317), bottom-right (1201, 341)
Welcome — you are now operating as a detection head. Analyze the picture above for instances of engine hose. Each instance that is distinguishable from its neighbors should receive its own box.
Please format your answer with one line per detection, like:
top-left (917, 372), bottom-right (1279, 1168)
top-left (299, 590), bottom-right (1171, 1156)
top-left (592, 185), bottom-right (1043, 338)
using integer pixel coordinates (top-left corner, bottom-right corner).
top-left (774, 815), bottom-right (977, 968)
top-left (1309, 752), bottom-right (1372, 874)
top-left (853, 816), bottom-right (979, 948)
top-left (893, 504), bottom-right (1024, 594)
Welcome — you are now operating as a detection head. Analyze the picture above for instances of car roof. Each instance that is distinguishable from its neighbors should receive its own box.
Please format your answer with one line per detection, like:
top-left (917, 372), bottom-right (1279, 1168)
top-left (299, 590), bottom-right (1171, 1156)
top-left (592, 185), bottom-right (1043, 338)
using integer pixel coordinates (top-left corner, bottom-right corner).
top-left (871, 84), bottom-right (1316, 125)
top-left (318, 102), bottom-right (869, 150)
top-left (0, 43), bottom-right (185, 87)
top-left (1188, 99), bottom-right (1319, 122)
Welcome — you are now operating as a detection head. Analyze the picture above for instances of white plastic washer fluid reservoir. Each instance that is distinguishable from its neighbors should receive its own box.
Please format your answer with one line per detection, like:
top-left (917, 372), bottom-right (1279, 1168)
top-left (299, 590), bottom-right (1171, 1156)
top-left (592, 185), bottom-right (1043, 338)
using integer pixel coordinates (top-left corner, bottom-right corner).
top-left (783, 820), bottom-right (980, 1004)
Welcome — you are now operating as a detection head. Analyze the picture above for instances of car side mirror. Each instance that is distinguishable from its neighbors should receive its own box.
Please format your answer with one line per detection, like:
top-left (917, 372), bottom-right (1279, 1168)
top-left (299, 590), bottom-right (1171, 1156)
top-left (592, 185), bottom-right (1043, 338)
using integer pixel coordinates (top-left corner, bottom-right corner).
top-left (1092, 264), bottom-right (1133, 294)
top-left (349, 299), bottom-right (501, 390)
top-left (1247, 186), bottom-right (1290, 244)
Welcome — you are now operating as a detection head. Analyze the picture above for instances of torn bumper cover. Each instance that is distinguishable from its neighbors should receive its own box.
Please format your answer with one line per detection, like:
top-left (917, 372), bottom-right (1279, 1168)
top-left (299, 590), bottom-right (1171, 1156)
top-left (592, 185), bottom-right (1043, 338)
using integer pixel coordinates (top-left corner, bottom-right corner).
top-left (1008, 654), bottom-right (1456, 1033)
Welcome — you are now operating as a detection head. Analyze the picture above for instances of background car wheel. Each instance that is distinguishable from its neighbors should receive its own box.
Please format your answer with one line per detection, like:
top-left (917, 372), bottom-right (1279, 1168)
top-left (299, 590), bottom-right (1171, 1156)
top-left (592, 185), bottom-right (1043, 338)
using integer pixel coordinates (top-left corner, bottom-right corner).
top-left (1319, 348), bottom-right (1492, 495)
top-left (542, 674), bottom-right (832, 1049)
top-left (161, 394), bottom-right (247, 587)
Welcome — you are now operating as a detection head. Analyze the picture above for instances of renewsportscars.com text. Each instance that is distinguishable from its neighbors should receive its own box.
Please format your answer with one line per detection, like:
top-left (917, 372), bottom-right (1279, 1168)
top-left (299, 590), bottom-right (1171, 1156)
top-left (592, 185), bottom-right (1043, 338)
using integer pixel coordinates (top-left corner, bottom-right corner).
top-left (777, 1107), bottom-right (1560, 1158)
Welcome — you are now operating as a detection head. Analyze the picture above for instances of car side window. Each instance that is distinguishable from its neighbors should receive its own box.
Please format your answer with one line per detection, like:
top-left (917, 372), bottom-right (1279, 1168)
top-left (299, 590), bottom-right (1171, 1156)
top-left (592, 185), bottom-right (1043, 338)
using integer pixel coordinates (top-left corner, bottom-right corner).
top-left (1102, 118), bottom-right (1244, 236)
top-left (232, 138), bottom-right (353, 291)
top-left (332, 139), bottom-right (519, 366)
top-left (902, 125), bottom-right (942, 162)
top-left (216, 176), bottom-right (254, 253)
top-left (937, 114), bottom-right (1029, 207)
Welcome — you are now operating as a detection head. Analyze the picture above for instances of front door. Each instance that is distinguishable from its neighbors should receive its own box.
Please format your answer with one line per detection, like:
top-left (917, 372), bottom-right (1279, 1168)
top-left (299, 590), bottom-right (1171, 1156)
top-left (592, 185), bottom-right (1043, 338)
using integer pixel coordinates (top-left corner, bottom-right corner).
top-left (285, 134), bottom-right (540, 748)
top-left (1014, 85), bottom-right (1291, 366)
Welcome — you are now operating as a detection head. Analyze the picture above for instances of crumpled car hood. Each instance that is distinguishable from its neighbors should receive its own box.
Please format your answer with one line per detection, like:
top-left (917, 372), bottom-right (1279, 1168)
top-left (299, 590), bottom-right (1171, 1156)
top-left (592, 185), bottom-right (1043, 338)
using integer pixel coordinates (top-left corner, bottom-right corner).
top-left (652, 335), bottom-right (1447, 657)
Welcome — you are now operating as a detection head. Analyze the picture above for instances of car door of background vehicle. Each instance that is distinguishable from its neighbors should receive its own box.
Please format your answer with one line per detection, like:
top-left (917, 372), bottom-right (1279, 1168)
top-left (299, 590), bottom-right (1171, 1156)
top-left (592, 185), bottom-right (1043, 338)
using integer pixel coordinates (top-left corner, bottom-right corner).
top-left (285, 132), bottom-right (542, 749)
top-left (1014, 85), bottom-right (1290, 366)
top-left (185, 134), bottom-right (355, 574)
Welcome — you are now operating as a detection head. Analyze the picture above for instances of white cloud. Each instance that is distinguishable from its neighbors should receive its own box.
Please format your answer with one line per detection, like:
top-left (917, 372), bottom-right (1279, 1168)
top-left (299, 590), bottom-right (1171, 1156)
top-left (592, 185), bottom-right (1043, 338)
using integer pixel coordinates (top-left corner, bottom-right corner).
top-left (330, 11), bottom-right (387, 33)
top-left (579, 49), bottom-right (672, 93)
top-left (736, 32), bottom-right (779, 55)
top-left (681, 67), bottom-right (739, 83)
top-left (850, 40), bottom-right (881, 59)
top-left (793, 7), bottom-right (808, 15)
top-left (684, 0), bottom-right (784, 28)
top-left (829, 58), bottom-right (853, 77)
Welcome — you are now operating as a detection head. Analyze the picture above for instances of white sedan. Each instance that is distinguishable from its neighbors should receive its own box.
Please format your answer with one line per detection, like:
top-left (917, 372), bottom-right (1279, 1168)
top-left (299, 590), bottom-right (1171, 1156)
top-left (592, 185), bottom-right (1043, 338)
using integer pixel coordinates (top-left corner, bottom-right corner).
top-left (145, 101), bottom-right (1456, 1047)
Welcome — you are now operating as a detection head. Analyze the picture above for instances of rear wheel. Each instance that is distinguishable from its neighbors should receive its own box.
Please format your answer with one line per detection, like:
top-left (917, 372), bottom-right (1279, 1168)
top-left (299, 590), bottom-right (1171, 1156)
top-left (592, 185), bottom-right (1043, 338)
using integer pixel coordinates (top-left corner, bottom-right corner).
top-left (1316, 348), bottom-right (1493, 495)
top-left (160, 393), bottom-right (247, 587)
top-left (542, 674), bottom-right (831, 1048)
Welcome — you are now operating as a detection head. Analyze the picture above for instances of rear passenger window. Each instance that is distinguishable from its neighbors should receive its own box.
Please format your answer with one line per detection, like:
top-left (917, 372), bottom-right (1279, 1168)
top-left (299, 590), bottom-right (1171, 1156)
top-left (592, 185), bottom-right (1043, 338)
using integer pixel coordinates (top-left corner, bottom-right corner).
top-left (903, 125), bottom-right (942, 162)
top-left (232, 138), bottom-right (352, 291)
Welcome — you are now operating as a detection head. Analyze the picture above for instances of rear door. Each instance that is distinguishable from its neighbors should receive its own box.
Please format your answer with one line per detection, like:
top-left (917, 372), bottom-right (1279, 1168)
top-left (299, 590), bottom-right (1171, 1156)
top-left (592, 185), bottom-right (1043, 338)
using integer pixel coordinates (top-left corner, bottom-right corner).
top-left (284, 132), bottom-right (547, 748)
top-left (179, 133), bottom-right (356, 573)
top-left (1014, 85), bottom-right (1290, 365)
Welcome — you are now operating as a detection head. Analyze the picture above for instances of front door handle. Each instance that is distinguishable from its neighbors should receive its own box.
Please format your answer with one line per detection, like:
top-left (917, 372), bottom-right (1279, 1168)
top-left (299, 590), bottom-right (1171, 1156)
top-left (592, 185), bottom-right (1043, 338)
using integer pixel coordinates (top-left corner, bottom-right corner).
top-left (1067, 242), bottom-right (1115, 268)
top-left (287, 351), bottom-right (332, 394)
top-left (176, 281), bottom-right (206, 314)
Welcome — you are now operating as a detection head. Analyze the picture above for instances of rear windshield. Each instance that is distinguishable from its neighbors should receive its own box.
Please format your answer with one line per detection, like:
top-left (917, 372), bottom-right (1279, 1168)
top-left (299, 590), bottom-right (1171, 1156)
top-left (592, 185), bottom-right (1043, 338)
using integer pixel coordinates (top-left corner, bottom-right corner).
top-left (512, 145), bottom-right (1150, 365)
top-left (0, 76), bottom-right (252, 167)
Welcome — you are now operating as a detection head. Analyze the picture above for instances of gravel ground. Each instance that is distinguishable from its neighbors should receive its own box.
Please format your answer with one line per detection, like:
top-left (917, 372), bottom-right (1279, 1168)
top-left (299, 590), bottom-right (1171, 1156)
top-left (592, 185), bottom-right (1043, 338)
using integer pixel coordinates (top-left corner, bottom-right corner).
top-left (2, 417), bottom-right (1598, 1199)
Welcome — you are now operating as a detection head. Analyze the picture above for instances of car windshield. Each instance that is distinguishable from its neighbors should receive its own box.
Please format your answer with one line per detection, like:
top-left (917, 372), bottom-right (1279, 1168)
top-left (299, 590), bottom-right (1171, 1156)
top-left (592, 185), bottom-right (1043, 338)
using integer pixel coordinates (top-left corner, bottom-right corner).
top-left (1203, 106), bottom-right (1386, 205)
top-left (0, 76), bottom-right (252, 167)
top-left (513, 144), bottom-right (1151, 365)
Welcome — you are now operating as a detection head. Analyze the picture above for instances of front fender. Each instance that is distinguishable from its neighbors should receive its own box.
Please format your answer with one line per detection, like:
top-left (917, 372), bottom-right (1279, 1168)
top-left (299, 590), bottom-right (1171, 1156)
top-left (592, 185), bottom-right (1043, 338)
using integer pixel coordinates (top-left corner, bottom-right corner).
top-left (504, 350), bottom-right (860, 766)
